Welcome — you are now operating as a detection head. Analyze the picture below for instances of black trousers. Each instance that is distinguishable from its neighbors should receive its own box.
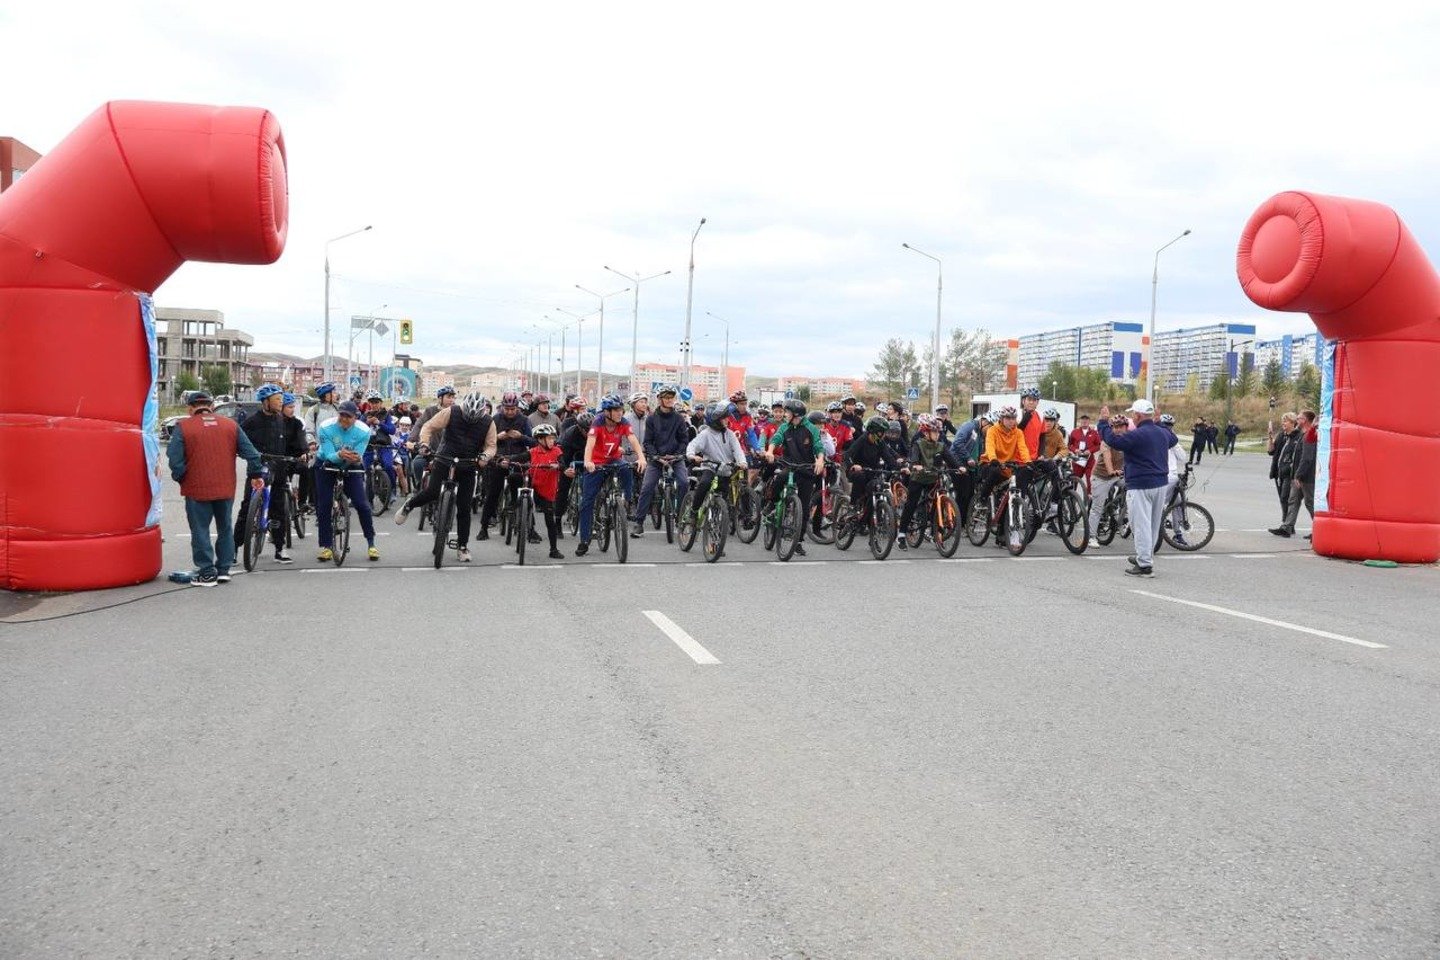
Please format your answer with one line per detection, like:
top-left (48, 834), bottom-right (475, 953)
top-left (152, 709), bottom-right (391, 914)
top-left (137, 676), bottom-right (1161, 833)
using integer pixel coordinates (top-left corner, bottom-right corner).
top-left (407, 463), bottom-right (478, 543)
top-left (234, 470), bottom-right (288, 551)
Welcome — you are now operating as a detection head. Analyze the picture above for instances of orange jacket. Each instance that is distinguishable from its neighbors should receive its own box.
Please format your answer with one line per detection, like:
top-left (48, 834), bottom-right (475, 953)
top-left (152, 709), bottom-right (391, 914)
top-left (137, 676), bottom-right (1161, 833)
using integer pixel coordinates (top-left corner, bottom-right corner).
top-left (982, 424), bottom-right (1032, 464)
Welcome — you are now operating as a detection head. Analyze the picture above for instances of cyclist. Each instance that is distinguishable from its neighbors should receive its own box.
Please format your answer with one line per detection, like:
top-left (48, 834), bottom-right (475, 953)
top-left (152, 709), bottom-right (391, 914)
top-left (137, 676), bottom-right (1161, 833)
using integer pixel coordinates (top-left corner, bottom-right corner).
top-left (395, 392), bottom-right (497, 562)
top-left (234, 384), bottom-right (307, 565)
top-left (1159, 413), bottom-right (1190, 546)
top-left (686, 402), bottom-right (751, 539)
top-left (631, 384), bottom-right (690, 538)
top-left (762, 398), bottom-right (825, 557)
top-left (363, 394), bottom-right (398, 505)
top-left (528, 393), bottom-right (561, 432)
top-left (559, 395), bottom-right (588, 431)
top-left (557, 410), bottom-right (593, 536)
top-left (575, 394), bottom-right (646, 557)
top-left (947, 411), bottom-right (986, 519)
top-left (625, 392), bottom-right (650, 467)
top-left (503, 422), bottom-right (567, 560)
top-left (882, 419), bottom-right (907, 463)
top-left (477, 391), bottom-right (535, 541)
top-left (933, 404), bottom-right (956, 445)
top-left (755, 408), bottom-right (778, 447)
top-left (282, 392), bottom-right (316, 514)
top-left (897, 414), bottom-right (962, 549)
top-left (1032, 407), bottom-right (1069, 518)
top-left (842, 416), bottom-right (904, 531)
top-left (1017, 387), bottom-right (1045, 460)
top-left (1088, 414), bottom-right (1128, 547)
top-left (306, 381), bottom-right (340, 442)
top-left (725, 391), bottom-right (760, 455)
top-left (407, 385), bottom-right (456, 489)
top-left (315, 401), bottom-right (382, 562)
top-left (975, 405), bottom-right (1034, 543)
top-left (840, 395), bottom-right (864, 433)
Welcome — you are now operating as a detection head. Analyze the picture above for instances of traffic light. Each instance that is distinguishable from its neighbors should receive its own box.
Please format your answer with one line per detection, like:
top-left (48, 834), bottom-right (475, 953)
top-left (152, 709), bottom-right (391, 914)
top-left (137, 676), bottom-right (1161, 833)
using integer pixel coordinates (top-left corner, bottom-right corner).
top-left (399, 319), bottom-right (413, 345)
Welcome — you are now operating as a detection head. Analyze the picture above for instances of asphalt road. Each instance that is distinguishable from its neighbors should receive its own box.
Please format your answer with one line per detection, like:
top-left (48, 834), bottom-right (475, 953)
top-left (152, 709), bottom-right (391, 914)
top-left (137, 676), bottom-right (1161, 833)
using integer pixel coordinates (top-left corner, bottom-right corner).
top-left (3, 452), bottom-right (1438, 958)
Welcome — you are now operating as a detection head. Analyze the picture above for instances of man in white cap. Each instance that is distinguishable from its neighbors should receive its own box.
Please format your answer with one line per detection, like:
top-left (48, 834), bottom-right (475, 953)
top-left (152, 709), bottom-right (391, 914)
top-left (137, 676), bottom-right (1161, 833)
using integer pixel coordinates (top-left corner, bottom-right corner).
top-left (1096, 397), bottom-right (1177, 576)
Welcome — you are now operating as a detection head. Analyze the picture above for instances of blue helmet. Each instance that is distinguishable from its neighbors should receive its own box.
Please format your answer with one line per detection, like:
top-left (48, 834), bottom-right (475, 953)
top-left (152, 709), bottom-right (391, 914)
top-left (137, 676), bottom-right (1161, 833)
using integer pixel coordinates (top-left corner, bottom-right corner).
top-left (437, 385), bottom-right (457, 398)
top-left (1020, 387), bottom-right (1041, 400)
top-left (315, 382), bottom-right (337, 400)
top-left (282, 392), bottom-right (296, 406)
top-left (599, 394), bottom-right (624, 411)
top-left (255, 384), bottom-right (283, 403)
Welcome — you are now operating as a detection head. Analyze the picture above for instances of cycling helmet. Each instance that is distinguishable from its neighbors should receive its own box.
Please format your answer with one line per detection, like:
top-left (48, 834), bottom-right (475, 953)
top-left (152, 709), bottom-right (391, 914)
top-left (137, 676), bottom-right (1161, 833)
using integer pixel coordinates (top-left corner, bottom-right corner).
top-left (841, 394), bottom-right (857, 404)
top-left (934, 404), bottom-right (949, 415)
top-left (782, 398), bottom-right (807, 418)
top-left (916, 413), bottom-right (939, 433)
top-left (1020, 387), bottom-right (1041, 400)
top-left (628, 391), bottom-right (649, 407)
top-left (575, 411), bottom-right (595, 429)
top-left (315, 382), bottom-right (337, 400)
top-left (855, 401), bottom-right (866, 413)
top-left (996, 405), bottom-right (1019, 419)
top-left (1159, 413), bottom-right (1176, 426)
top-left (255, 384), bottom-right (283, 403)
top-left (599, 394), bottom-right (624, 412)
top-left (756, 409), bottom-right (771, 421)
top-left (500, 391), bottom-right (519, 407)
top-left (1109, 414), bottom-right (1129, 427)
top-left (981, 412), bottom-right (997, 425)
top-left (729, 390), bottom-right (748, 404)
top-left (459, 392), bottom-right (487, 419)
top-left (654, 383), bottom-right (678, 397)
top-left (569, 395), bottom-right (587, 410)
top-left (282, 392), bottom-right (296, 407)
top-left (1043, 407), bottom-right (1060, 421)
top-left (437, 385), bottom-right (457, 398)
top-left (399, 416), bottom-right (412, 425)
top-left (366, 391), bottom-right (383, 403)
top-left (806, 411), bottom-right (825, 425)
top-left (534, 393), bottom-right (550, 405)
top-left (864, 416), bottom-right (889, 435)
top-left (886, 420), bottom-right (902, 436)
top-left (532, 422), bottom-right (557, 438)
top-left (826, 401), bottom-right (843, 413)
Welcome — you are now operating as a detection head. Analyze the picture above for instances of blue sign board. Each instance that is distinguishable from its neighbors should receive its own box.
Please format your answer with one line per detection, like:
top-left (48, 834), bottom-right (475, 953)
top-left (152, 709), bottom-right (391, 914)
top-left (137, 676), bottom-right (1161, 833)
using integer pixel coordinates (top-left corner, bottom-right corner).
top-left (784, 390), bottom-right (795, 400)
top-left (380, 367), bottom-right (417, 400)
top-left (679, 387), bottom-right (693, 403)
top-left (348, 375), bottom-right (362, 388)
top-left (906, 387), bottom-right (920, 401)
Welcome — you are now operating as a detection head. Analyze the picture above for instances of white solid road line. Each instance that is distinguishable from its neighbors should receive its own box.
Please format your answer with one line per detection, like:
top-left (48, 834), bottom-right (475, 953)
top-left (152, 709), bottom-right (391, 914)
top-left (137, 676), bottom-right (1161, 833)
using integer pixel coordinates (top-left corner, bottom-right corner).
top-left (1229, 553), bottom-right (1276, 559)
top-left (596, 563), bottom-right (656, 568)
top-left (301, 568), bottom-right (367, 574)
top-left (1130, 589), bottom-right (1386, 649)
top-left (642, 610), bottom-right (721, 665)
top-left (500, 564), bottom-right (561, 570)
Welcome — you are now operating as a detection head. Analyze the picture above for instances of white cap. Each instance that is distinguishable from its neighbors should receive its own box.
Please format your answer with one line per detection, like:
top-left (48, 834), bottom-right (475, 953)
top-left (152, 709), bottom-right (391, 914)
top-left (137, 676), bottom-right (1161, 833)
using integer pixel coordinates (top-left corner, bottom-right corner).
top-left (1127, 398), bottom-right (1155, 415)
top-left (399, 416), bottom-right (412, 424)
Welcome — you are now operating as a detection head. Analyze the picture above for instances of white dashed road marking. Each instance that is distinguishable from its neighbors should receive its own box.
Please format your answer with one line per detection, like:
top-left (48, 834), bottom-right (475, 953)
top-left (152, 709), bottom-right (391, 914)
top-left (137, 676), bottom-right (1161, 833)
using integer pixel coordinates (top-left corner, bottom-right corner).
top-left (642, 610), bottom-right (721, 665)
top-left (1130, 590), bottom-right (1385, 649)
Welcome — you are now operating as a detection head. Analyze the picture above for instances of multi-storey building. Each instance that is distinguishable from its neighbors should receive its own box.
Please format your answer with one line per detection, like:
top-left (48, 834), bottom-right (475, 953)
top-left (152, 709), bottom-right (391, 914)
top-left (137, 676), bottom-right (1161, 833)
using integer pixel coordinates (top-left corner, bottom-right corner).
top-left (633, 362), bottom-right (746, 403)
top-left (155, 308), bottom-right (254, 400)
top-left (1149, 322), bottom-right (1257, 393)
top-left (776, 375), bottom-right (865, 399)
top-left (1016, 321), bottom-right (1148, 387)
top-left (1254, 332), bottom-right (1324, 379)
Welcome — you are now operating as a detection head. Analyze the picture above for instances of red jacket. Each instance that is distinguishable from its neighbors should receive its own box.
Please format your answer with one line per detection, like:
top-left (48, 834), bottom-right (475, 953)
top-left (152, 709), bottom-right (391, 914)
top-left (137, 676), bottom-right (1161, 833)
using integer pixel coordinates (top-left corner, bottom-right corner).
top-left (1068, 427), bottom-right (1101, 455)
top-left (528, 443), bottom-right (563, 501)
top-left (822, 420), bottom-right (853, 456)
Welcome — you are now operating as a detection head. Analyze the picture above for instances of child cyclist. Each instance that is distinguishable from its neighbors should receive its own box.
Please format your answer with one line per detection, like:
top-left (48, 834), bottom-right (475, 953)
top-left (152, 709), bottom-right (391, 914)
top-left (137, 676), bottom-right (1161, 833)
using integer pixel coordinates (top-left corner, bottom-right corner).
top-left (501, 422), bottom-right (566, 560)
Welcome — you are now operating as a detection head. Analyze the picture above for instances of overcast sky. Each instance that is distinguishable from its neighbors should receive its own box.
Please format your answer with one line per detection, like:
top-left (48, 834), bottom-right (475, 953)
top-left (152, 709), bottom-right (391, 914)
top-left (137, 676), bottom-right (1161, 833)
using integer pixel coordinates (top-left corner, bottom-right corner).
top-left (6, 1), bottom-right (1440, 379)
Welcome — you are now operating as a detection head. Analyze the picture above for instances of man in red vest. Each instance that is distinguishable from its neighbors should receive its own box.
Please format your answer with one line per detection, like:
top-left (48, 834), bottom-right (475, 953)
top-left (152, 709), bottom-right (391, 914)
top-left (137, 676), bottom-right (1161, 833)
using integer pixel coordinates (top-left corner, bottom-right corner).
top-left (166, 390), bottom-right (264, 586)
top-left (1068, 413), bottom-right (1102, 495)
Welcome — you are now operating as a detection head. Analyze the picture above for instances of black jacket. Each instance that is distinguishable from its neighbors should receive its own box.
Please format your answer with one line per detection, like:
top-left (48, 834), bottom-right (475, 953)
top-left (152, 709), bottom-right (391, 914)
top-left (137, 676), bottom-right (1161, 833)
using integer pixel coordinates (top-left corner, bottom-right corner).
top-left (492, 411), bottom-right (534, 457)
top-left (242, 409), bottom-right (306, 462)
top-left (1271, 428), bottom-right (1301, 480)
top-left (643, 408), bottom-right (691, 457)
top-left (559, 423), bottom-right (588, 465)
top-left (844, 435), bottom-right (902, 472)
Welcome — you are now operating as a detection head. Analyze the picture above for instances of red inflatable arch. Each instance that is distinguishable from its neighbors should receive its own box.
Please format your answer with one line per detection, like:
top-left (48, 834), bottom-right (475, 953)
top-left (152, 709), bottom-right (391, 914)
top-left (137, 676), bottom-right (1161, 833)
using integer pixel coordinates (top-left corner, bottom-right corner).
top-left (1237, 191), bottom-right (1440, 564)
top-left (0, 101), bottom-right (287, 591)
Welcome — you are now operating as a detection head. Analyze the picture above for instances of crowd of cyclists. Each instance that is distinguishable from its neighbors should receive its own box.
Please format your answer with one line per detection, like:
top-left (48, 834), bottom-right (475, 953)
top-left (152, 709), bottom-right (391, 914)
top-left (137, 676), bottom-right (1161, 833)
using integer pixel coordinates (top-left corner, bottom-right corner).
top-left (227, 379), bottom-right (1212, 569)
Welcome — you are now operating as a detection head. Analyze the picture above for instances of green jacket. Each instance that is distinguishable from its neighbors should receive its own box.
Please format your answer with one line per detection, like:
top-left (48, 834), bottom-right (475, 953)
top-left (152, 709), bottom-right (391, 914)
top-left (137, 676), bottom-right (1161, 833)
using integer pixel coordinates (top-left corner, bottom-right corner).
top-left (768, 420), bottom-right (824, 465)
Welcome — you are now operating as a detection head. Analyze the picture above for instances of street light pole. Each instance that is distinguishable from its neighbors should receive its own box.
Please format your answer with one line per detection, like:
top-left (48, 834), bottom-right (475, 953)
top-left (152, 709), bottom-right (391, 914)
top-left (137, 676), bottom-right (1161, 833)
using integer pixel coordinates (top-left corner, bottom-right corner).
top-left (556, 307), bottom-right (596, 397)
top-left (605, 266), bottom-right (672, 394)
top-left (576, 284), bottom-right (629, 398)
top-left (323, 225), bottom-right (372, 384)
top-left (705, 311), bottom-right (731, 397)
top-left (902, 243), bottom-right (942, 414)
top-left (1148, 228), bottom-right (1192, 405)
top-left (681, 218), bottom-right (706, 393)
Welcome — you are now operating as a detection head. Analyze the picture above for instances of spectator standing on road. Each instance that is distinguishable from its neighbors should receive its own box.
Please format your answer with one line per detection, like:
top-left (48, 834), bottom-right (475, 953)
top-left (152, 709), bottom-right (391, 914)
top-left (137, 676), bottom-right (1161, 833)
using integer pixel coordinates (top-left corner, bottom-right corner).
top-left (1268, 413), bottom-right (1301, 517)
top-left (166, 391), bottom-right (264, 587)
top-left (1068, 413), bottom-right (1102, 495)
top-left (1224, 420), bottom-right (1240, 455)
top-left (1189, 418), bottom-right (1208, 464)
top-left (1271, 410), bottom-right (1318, 539)
top-left (1098, 399), bottom-right (1176, 577)
top-left (1206, 421), bottom-right (1220, 455)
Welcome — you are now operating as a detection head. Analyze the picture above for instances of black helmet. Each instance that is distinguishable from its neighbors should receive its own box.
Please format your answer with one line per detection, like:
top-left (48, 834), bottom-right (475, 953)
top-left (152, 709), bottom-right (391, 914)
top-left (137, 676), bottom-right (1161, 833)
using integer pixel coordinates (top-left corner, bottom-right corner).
top-left (705, 403), bottom-right (728, 430)
top-left (782, 398), bottom-right (807, 418)
top-left (806, 411), bottom-right (825, 424)
top-left (865, 416), bottom-right (889, 435)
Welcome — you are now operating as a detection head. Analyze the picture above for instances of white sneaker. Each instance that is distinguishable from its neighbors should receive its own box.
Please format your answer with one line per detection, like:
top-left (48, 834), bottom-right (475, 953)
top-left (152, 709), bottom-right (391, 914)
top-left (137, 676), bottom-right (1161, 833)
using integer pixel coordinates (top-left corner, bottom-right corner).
top-left (458, 547), bottom-right (472, 563)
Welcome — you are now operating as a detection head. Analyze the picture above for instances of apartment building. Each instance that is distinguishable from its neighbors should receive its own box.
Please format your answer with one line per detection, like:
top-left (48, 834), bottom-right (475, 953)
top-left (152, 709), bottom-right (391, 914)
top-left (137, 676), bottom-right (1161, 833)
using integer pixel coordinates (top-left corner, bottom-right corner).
top-left (155, 308), bottom-right (254, 400)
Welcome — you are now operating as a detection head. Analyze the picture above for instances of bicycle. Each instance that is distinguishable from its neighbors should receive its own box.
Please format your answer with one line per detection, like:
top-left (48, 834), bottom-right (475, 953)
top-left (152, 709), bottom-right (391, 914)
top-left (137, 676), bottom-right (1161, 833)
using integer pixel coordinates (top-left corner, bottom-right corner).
top-left (286, 462), bottom-right (308, 545)
top-left (646, 456), bottom-right (683, 544)
top-left (428, 455), bottom-right (485, 569)
top-left (806, 458), bottom-right (842, 545)
top-left (243, 454), bottom-right (305, 571)
top-left (729, 457), bottom-right (764, 544)
top-left (365, 442), bottom-right (393, 517)
top-left (1024, 455), bottom-right (1090, 555)
top-left (1094, 478), bottom-right (1128, 546)
top-left (1160, 465), bottom-right (1215, 551)
top-left (588, 464), bottom-right (630, 564)
top-left (321, 462), bottom-right (367, 566)
top-left (965, 461), bottom-right (1032, 556)
top-left (760, 459), bottom-right (811, 561)
top-left (564, 462), bottom-right (584, 537)
top-left (901, 471), bottom-right (963, 558)
top-left (677, 459), bottom-right (732, 563)
top-left (834, 466), bottom-right (898, 560)
top-left (503, 461), bottom-right (558, 566)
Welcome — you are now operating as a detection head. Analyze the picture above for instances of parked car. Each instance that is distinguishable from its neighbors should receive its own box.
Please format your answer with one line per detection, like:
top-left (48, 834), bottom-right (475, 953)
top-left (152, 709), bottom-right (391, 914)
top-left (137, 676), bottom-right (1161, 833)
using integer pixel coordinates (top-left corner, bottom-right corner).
top-left (158, 414), bottom-right (186, 440)
top-left (213, 401), bottom-right (261, 424)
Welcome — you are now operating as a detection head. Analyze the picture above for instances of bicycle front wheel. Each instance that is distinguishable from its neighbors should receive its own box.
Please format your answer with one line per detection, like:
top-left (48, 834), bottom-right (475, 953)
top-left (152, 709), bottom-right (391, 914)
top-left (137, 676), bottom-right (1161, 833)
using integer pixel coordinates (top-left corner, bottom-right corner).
top-left (965, 497), bottom-right (991, 547)
top-left (433, 489), bottom-right (454, 568)
top-left (291, 491), bottom-right (307, 540)
top-left (516, 497), bottom-right (532, 565)
top-left (1005, 494), bottom-right (1030, 556)
top-left (701, 496), bottom-right (728, 562)
top-left (370, 469), bottom-right (391, 516)
top-left (1163, 500), bottom-right (1214, 552)
top-left (833, 496), bottom-right (857, 551)
top-left (677, 491), bottom-right (699, 552)
top-left (935, 494), bottom-right (961, 558)
top-left (735, 482), bottom-right (761, 544)
top-left (869, 497), bottom-right (896, 560)
top-left (333, 497), bottom-right (350, 566)
top-left (663, 487), bottom-right (676, 544)
top-left (613, 495), bottom-right (629, 564)
top-left (243, 493), bottom-right (265, 572)
top-left (776, 493), bottom-right (803, 561)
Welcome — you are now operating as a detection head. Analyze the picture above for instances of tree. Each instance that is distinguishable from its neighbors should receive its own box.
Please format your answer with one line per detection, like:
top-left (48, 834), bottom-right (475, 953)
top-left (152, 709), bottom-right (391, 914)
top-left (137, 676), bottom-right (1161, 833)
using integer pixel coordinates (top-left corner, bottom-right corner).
top-left (175, 370), bottom-right (200, 396)
top-left (1208, 373), bottom-right (1228, 401)
top-left (867, 338), bottom-right (912, 399)
top-left (1235, 355), bottom-right (1257, 399)
top-left (1261, 357), bottom-right (1285, 395)
top-left (202, 364), bottom-right (233, 398)
top-left (796, 385), bottom-right (812, 403)
top-left (1295, 362), bottom-right (1321, 410)
top-left (1185, 372), bottom-right (1201, 396)
top-left (945, 328), bottom-right (1008, 401)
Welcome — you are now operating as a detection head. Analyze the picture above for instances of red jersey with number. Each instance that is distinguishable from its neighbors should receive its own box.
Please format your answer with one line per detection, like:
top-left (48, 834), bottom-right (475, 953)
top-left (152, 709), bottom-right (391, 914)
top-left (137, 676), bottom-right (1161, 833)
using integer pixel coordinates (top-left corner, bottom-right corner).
top-left (589, 419), bottom-right (632, 464)
top-left (822, 420), bottom-right (853, 456)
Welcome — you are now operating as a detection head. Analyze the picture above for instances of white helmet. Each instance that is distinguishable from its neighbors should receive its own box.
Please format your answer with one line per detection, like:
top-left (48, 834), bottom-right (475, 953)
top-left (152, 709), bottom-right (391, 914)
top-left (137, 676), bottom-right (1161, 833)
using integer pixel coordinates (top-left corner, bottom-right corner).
top-left (460, 392), bottom-right (487, 419)
top-left (627, 391), bottom-right (648, 407)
